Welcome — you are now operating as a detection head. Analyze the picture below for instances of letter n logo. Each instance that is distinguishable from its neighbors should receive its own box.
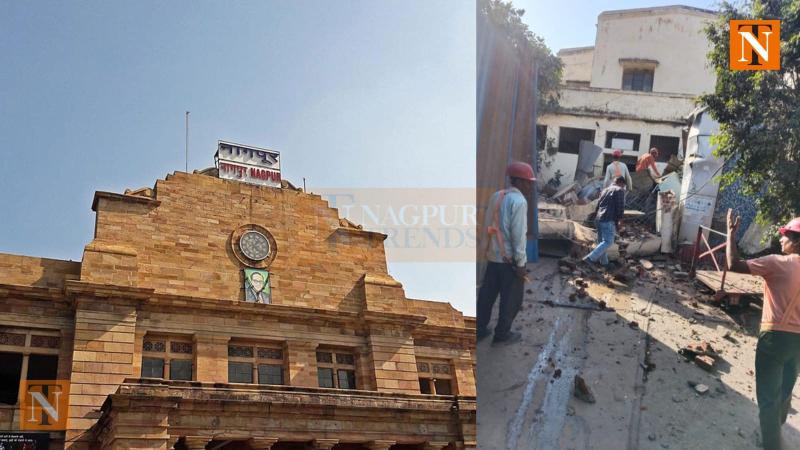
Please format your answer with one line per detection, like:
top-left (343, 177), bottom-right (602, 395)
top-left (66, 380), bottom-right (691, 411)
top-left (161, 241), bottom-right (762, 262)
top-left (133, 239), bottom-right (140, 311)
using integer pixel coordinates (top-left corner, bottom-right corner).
top-left (729, 20), bottom-right (781, 70)
top-left (19, 380), bottom-right (70, 430)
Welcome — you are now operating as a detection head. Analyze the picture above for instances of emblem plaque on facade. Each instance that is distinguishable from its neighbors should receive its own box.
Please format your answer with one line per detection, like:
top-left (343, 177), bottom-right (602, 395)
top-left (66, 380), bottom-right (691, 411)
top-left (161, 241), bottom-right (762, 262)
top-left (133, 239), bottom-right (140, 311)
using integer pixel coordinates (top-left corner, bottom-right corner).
top-left (244, 268), bottom-right (271, 304)
top-left (231, 224), bottom-right (276, 304)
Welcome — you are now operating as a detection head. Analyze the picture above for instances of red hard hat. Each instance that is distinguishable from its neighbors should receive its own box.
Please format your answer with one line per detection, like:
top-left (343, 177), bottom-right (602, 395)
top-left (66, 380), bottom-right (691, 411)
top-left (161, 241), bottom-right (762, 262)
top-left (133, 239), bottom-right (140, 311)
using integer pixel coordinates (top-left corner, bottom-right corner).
top-left (612, 149), bottom-right (622, 158)
top-left (779, 217), bottom-right (800, 235)
top-left (506, 161), bottom-right (536, 181)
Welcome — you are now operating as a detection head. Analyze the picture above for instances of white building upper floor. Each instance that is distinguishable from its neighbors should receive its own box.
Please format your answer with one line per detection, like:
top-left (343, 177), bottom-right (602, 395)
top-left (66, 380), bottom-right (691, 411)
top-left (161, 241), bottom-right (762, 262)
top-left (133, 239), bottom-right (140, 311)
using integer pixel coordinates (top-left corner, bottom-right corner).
top-left (560, 5), bottom-right (717, 96)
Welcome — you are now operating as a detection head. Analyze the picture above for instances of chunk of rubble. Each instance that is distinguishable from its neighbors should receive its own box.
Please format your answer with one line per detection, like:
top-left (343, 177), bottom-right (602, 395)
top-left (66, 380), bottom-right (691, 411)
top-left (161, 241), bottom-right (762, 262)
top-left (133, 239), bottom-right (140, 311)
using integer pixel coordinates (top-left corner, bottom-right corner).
top-left (682, 341), bottom-right (716, 357)
top-left (679, 341), bottom-right (719, 371)
top-left (558, 257), bottom-right (578, 271)
top-left (694, 355), bottom-right (716, 371)
top-left (640, 259), bottom-right (654, 270)
top-left (573, 375), bottom-right (596, 403)
top-left (694, 383), bottom-right (710, 395)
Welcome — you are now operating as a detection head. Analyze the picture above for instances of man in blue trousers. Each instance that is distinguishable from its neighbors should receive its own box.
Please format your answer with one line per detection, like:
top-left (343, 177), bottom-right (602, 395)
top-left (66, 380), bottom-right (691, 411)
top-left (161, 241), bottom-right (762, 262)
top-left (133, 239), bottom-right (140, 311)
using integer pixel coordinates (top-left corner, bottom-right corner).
top-left (583, 175), bottom-right (626, 267)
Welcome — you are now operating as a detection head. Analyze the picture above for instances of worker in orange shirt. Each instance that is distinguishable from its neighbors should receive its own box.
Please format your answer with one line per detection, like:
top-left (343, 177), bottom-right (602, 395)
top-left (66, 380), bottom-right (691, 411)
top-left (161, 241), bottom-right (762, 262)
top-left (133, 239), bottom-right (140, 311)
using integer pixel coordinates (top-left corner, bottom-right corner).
top-left (727, 210), bottom-right (800, 450)
top-left (636, 147), bottom-right (661, 179)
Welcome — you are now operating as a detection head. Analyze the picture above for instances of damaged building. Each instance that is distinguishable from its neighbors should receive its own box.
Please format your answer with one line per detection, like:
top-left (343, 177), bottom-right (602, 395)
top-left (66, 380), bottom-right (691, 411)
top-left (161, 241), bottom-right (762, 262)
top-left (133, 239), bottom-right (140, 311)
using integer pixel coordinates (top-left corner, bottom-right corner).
top-left (0, 167), bottom-right (476, 449)
top-left (537, 5), bottom-right (717, 186)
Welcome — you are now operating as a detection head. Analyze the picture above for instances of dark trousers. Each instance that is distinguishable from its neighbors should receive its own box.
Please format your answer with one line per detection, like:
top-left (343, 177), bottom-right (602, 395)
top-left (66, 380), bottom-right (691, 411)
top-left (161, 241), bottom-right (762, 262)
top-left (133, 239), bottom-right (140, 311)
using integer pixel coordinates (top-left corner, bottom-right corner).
top-left (476, 262), bottom-right (524, 340)
top-left (756, 330), bottom-right (800, 450)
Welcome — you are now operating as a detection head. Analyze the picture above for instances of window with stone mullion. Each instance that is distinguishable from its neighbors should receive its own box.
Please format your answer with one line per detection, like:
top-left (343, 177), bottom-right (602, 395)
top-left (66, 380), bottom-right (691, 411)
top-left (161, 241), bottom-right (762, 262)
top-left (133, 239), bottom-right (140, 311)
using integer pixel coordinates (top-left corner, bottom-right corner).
top-left (228, 342), bottom-right (285, 385)
top-left (141, 335), bottom-right (194, 381)
top-left (417, 359), bottom-right (454, 396)
top-left (315, 349), bottom-right (356, 390)
top-left (0, 328), bottom-right (60, 406)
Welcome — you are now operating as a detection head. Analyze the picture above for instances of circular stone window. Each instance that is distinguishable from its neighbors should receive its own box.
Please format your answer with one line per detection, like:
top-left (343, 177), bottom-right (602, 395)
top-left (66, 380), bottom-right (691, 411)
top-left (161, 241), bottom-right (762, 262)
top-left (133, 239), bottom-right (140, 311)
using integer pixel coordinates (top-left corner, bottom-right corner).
top-left (231, 224), bottom-right (277, 268)
top-left (239, 230), bottom-right (270, 261)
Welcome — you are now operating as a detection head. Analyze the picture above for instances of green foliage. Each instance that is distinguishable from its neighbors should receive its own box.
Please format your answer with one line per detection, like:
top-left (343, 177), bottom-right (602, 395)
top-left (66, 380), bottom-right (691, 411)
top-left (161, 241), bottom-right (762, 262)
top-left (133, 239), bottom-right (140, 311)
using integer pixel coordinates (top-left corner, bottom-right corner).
top-left (478, 0), bottom-right (562, 112)
top-left (700, 0), bottom-right (800, 226)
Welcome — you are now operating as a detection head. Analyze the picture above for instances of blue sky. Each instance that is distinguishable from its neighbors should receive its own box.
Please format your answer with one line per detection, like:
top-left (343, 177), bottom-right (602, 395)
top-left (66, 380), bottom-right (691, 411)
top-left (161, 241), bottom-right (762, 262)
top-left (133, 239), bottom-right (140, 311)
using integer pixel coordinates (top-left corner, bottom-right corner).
top-left (516, 0), bottom-right (718, 54)
top-left (0, 1), bottom-right (475, 314)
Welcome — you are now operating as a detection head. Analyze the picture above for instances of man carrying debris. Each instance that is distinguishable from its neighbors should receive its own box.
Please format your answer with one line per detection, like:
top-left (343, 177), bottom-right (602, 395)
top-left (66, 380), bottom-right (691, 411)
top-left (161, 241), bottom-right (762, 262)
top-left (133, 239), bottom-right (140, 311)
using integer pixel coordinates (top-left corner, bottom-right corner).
top-left (582, 176), bottom-right (626, 267)
top-left (636, 147), bottom-right (662, 179)
top-left (477, 161), bottom-right (534, 346)
top-left (603, 149), bottom-right (633, 190)
top-left (726, 210), bottom-right (800, 450)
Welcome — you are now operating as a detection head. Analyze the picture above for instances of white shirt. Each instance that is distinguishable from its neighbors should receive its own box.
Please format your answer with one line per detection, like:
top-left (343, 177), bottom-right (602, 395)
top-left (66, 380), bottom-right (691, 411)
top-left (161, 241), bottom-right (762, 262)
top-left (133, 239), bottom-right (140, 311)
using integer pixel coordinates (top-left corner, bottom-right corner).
top-left (483, 187), bottom-right (528, 267)
top-left (603, 161), bottom-right (633, 190)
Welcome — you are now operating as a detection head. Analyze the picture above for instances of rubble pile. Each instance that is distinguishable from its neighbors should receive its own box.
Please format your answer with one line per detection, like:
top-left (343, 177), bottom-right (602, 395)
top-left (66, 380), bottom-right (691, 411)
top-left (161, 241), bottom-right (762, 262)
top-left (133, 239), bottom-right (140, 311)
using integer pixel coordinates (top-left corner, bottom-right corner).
top-left (679, 341), bottom-right (720, 372)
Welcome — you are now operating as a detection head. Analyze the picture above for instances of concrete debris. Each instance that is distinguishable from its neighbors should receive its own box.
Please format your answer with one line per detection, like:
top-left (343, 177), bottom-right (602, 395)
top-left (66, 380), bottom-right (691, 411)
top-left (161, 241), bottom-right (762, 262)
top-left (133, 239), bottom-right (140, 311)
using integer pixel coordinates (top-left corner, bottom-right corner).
top-left (558, 257), bottom-right (578, 271)
top-left (694, 383), bottom-right (710, 395)
top-left (640, 259), bottom-right (654, 270)
top-left (682, 341), bottom-right (717, 357)
top-left (723, 332), bottom-right (739, 344)
top-left (573, 375), bottom-right (596, 404)
top-left (694, 355), bottom-right (716, 372)
top-left (678, 341), bottom-right (719, 372)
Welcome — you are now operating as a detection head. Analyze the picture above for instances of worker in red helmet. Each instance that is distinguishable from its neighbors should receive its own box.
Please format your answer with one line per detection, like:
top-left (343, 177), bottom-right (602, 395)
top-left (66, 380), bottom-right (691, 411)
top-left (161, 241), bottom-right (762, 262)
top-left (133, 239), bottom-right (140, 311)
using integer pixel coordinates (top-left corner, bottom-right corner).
top-left (477, 161), bottom-right (535, 346)
top-left (726, 210), bottom-right (800, 450)
top-left (603, 149), bottom-right (633, 190)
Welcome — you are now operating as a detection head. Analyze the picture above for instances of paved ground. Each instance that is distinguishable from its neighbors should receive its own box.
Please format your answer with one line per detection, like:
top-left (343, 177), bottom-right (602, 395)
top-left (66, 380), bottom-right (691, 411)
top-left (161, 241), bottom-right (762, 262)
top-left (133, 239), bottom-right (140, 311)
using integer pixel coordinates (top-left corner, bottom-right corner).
top-left (477, 257), bottom-right (800, 450)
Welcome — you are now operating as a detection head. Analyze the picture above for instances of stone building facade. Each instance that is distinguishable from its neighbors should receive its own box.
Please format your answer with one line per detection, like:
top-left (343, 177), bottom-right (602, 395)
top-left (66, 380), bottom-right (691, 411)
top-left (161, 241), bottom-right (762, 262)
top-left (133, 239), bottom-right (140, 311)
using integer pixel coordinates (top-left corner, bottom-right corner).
top-left (0, 170), bottom-right (476, 449)
top-left (538, 5), bottom-right (717, 185)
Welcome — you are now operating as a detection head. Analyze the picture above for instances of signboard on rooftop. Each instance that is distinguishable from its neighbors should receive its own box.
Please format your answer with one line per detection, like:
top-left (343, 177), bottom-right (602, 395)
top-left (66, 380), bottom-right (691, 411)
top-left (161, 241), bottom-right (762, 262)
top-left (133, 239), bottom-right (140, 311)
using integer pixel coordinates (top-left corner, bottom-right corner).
top-left (216, 141), bottom-right (281, 188)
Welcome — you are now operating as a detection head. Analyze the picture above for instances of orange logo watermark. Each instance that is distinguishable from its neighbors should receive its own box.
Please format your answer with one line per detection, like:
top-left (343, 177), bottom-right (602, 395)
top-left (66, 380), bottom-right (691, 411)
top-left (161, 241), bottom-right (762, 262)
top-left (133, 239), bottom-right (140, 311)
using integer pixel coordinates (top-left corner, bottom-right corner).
top-left (19, 380), bottom-right (70, 430)
top-left (730, 20), bottom-right (781, 70)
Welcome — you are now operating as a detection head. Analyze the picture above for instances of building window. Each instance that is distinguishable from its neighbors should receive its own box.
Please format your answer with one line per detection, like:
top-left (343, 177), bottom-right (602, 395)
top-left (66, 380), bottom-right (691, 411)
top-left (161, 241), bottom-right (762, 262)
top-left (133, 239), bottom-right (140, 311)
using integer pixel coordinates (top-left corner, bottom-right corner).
top-left (417, 360), bottom-right (454, 396)
top-left (622, 69), bottom-right (654, 92)
top-left (227, 342), bottom-right (285, 385)
top-left (649, 135), bottom-right (681, 162)
top-left (141, 335), bottom-right (193, 381)
top-left (536, 125), bottom-right (548, 151)
top-left (316, 349), bottom-right (356, 390)
top-left (604, 131), bottom-right (641, 153)
top-left (0, 328), bottom-right (60, 406)
top-left (558, 127), bottom-right (595, 154)
top-left (141, 357), bottom-right (164, 378)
